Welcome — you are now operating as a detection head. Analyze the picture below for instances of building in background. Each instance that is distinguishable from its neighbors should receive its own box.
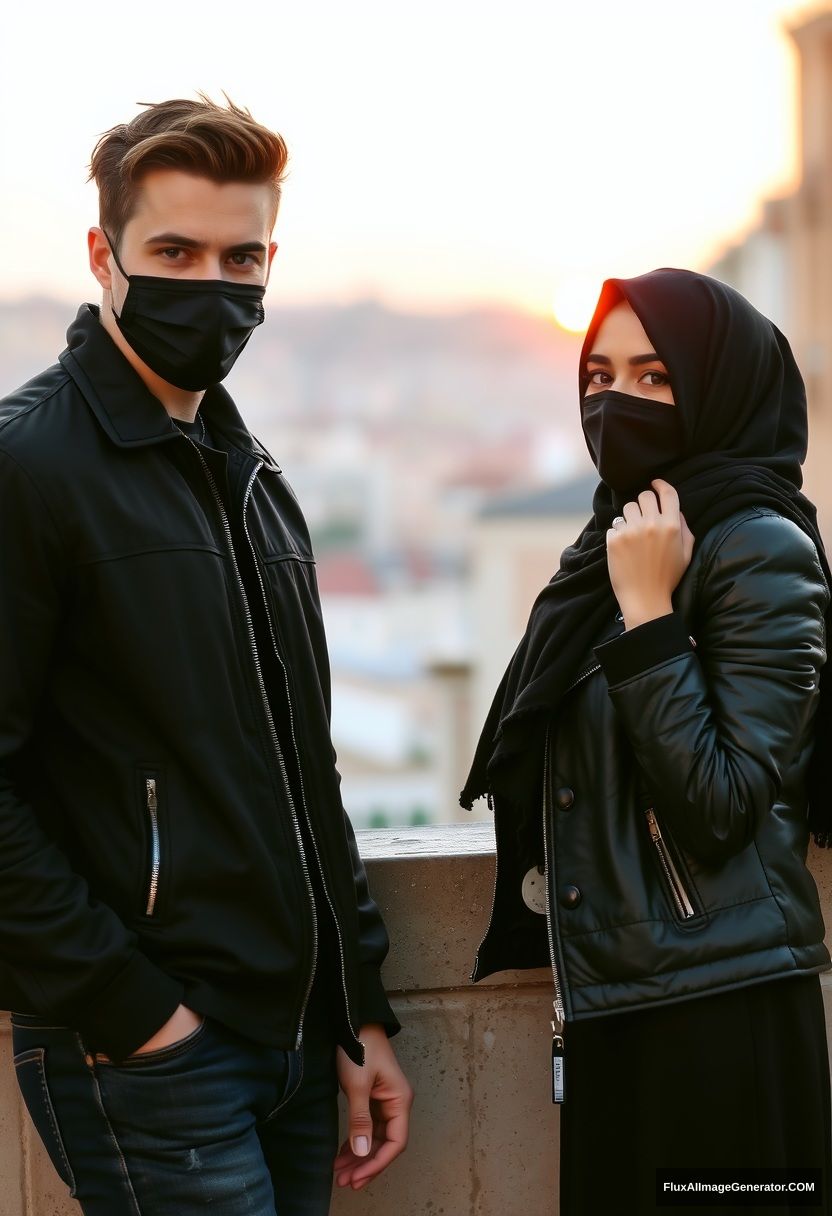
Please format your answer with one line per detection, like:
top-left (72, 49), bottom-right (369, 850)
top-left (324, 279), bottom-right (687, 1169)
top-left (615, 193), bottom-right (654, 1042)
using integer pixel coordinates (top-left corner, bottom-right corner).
top-left (708, 4), bottom-right (832, 533)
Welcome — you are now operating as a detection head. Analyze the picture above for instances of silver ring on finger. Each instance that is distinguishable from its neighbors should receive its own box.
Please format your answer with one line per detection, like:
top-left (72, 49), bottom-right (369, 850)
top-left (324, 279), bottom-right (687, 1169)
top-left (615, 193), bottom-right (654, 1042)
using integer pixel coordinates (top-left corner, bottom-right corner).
top-left (611, 515), bottom-right (626, 528)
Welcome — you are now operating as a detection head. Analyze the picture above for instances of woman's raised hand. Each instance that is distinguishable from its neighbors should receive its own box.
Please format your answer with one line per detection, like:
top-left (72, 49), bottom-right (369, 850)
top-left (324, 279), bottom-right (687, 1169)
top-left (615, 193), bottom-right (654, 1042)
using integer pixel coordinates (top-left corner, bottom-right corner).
top-left (606, 478), bottom-right (695, 631)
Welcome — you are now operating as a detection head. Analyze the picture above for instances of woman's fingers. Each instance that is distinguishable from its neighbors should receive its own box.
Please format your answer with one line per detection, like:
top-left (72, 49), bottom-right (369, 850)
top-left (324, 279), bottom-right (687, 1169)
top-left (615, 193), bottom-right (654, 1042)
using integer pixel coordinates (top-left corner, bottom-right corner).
top-left (680, 511), bottom-right (696, 563)
top-left (637, 488), bottom-right (661, 518)
top-left (651, 478), bottom-right (680, 520)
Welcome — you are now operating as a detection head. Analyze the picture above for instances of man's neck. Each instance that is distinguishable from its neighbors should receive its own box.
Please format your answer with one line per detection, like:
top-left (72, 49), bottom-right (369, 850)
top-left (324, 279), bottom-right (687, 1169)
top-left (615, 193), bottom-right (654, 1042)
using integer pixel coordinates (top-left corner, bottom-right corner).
top-left (98, 300), bottom-right (205, 423)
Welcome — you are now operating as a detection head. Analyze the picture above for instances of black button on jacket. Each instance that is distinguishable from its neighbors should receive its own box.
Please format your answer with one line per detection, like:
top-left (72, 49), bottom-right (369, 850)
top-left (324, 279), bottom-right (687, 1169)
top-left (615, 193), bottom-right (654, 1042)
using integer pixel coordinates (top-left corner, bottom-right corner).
top-left (473, 505), bottom-right (832, 1020)
top-left (0, 304), bottom-right (400, 1063)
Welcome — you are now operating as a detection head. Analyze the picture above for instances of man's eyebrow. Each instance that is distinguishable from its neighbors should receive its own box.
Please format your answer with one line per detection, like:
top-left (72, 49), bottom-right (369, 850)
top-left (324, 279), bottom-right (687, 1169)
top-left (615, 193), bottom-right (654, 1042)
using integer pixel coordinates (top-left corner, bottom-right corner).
top-left (144, 233), bottom-right (207, 249)
top-left (226, 241), bottom-right (268, 255)
top-left (585, 352), bottom-right (664, 366)
top-left (143, 233), bottom-right (267, 255)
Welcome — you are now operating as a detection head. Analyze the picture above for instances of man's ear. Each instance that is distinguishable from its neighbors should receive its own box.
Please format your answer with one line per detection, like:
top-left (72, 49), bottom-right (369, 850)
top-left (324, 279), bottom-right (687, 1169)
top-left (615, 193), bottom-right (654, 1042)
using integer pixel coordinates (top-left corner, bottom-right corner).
top-left (264, 241), bottom-right (278, 286)
top-left (88, 227), bottom-right (114, 292)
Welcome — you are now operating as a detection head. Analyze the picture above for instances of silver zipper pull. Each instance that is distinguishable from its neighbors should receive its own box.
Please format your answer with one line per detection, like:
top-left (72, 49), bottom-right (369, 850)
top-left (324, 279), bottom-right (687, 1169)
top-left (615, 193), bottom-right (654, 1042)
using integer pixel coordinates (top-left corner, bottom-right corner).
top-left (551, 997), bottom-right (566, 1103)
top-left (551, 1028), bottom-right (565, 1103)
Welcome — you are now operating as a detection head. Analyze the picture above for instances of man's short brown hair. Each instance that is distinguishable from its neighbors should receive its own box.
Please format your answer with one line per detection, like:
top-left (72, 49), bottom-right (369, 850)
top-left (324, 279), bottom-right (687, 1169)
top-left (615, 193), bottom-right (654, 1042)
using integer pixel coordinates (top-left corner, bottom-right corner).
top-left (89, 93), bottom-right (289, 250)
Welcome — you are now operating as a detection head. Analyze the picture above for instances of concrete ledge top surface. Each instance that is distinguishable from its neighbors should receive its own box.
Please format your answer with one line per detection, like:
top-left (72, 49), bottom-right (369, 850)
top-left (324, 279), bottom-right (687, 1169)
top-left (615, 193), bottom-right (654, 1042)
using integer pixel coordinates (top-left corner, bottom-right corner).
top-left (355, 819), bottom-right (496, 860)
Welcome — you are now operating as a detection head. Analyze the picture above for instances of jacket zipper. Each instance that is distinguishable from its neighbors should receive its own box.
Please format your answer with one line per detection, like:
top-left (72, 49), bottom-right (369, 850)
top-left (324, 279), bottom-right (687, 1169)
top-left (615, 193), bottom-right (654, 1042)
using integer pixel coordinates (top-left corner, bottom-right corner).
top-left (183, 441), bottom-right (319, 1051)
top-left (145, 777), bottom-right (160, 917)
top-left (542, 724), bottom-right (566, 1103)
top-left (644, 806), bottom-right (697, 919)
top-left (560, 610), bottom-right (623, 694)
top-left (241, 470), bottom-right (364, 1059)
top-left (563, 662), bottom-right (601, 695)
top-left (471, 633), bottom-right (611, 980)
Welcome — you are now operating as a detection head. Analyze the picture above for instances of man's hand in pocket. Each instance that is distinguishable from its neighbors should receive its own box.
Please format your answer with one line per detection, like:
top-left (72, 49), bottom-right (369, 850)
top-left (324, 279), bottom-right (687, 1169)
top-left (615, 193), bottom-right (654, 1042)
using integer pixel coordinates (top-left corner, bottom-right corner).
top-left (94, 1003), bottom-right (203, 1063)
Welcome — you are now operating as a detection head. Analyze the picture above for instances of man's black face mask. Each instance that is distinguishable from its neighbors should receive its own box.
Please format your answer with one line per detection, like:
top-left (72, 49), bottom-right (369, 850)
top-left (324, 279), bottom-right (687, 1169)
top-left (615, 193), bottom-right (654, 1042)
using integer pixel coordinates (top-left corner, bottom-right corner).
top-left (104, 233), bottom-right (266, 391)
top-left (581, 388), bottom-right (684, 498)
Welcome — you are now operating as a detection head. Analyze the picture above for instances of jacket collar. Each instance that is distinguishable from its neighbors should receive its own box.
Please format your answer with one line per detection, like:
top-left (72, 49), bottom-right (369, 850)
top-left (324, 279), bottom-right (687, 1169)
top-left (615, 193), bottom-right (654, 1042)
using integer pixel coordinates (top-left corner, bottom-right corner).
top-left (58, 304), bottom-right (281, 473)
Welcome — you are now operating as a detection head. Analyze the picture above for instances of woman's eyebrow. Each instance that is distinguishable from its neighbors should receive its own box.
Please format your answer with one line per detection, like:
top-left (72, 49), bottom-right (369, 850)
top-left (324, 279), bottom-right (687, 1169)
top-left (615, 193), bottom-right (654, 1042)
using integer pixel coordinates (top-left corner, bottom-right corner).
top-left (585, 352), bottom-right (663, 365)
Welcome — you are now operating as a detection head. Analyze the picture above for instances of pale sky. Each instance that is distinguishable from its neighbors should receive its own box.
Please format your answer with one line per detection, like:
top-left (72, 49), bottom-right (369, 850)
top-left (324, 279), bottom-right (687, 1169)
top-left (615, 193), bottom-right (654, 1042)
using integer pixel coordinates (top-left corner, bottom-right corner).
top-left (0, 0), bottom-right (821, 322)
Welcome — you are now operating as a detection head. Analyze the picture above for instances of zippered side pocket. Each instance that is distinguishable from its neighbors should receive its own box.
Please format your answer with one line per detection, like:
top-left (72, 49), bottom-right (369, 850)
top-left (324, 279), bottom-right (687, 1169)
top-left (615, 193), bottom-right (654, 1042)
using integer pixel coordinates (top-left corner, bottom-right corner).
top-left (643, 806), bottom-right (704, 922)
top-left (144, 776), bottom-right (160, 916)
top-left (135, 768), bottom-right (166, 921)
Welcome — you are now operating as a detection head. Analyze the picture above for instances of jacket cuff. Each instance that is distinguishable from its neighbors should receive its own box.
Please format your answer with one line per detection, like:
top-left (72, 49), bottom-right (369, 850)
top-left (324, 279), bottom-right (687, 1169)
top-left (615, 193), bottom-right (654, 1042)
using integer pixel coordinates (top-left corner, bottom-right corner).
top-left (72, 951), bottom-right (185, 1061)
top-left (594, 611), bottom-right (695, 688)
top-left (357, 962), bottom-right (401, 1038)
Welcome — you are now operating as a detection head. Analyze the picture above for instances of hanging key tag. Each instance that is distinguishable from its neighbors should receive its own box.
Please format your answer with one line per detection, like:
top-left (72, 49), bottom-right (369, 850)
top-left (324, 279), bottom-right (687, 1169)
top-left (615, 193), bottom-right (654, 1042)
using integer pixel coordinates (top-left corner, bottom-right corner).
top-left (551, 1029), bottom-right (565, 1103)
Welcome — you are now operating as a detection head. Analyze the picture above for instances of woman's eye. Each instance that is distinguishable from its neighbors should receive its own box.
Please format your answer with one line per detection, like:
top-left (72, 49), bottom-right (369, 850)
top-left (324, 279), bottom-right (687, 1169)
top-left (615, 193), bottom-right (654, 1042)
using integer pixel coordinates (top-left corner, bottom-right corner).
top-left (585, 370), bottom-right (611, 385)
top-left (641, 371), bottom-right (670, 387)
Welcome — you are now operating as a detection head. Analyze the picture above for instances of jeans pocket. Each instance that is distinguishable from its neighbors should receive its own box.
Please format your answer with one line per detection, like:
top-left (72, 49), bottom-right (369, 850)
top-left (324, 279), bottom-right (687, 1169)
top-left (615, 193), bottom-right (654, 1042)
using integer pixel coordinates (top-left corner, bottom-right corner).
top-left (263, 1043), bottom-right (305, 1123)
top-left (13, 1046), bottom-right (76, 1195)
top-left (95, 1015), bottom-right (209, 1068)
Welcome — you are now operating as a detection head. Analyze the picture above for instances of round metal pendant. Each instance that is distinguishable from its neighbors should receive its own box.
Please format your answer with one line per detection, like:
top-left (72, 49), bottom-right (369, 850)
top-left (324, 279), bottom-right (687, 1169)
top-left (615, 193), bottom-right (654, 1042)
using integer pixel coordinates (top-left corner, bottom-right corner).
top-left (521, 866), bottom-right (548, 915)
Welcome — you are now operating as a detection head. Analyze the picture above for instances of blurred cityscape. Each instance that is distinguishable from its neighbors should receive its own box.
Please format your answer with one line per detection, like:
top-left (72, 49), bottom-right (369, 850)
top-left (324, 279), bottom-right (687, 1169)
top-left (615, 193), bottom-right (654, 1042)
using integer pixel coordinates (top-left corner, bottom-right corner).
top-left (3, 6), bottom-right (832, 832)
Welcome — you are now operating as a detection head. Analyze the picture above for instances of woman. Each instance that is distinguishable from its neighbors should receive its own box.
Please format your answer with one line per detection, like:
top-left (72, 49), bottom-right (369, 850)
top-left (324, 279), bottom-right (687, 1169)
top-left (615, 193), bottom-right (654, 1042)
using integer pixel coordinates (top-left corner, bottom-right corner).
top-left (461, 268), bottom-right (832, 1214)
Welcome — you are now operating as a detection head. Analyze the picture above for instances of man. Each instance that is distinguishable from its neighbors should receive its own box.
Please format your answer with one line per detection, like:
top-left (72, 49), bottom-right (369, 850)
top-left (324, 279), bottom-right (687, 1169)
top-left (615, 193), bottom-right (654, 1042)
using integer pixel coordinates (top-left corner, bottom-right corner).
top-left (0, 94), bottom-right (412, 1214)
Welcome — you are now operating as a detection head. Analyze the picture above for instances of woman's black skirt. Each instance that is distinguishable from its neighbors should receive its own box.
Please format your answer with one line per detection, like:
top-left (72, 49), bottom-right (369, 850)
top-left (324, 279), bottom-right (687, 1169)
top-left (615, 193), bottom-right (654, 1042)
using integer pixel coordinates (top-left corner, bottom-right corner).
top-left (558, 973), bottom-right (832, 1215)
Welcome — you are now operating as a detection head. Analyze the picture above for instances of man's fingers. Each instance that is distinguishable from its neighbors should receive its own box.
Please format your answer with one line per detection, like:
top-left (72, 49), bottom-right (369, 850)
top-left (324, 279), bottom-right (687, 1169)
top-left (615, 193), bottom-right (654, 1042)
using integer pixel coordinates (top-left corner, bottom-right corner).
top-left (347, 1122), bottom-right (409, 1186)
top-left (347, 1091), bottom-right (374, 1158)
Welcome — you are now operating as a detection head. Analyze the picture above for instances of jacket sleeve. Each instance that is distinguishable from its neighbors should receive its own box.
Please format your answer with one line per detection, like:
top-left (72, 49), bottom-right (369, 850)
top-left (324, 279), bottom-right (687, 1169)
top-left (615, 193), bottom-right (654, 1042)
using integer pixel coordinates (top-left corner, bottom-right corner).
top-left (592, 510), bottom-right (829, 866)
top-left (333, 746), bottom-right (401, 1037)
top-left (0, 447), bottom-right (184, 1058)
top-left (344, 819), bottom-right (402, 1037)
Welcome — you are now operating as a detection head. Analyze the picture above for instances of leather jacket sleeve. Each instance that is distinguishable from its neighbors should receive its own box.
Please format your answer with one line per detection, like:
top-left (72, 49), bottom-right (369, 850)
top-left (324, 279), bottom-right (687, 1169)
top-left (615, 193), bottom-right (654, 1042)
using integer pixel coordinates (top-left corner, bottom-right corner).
top-left (333, 746), bottom-right (401, 1036)
top-left (0, 448), bottom-right (184, 1055)
top-left (593, 510), bottom-right (829, 867)
top-left (345, 816), bottom-right (402, 1037)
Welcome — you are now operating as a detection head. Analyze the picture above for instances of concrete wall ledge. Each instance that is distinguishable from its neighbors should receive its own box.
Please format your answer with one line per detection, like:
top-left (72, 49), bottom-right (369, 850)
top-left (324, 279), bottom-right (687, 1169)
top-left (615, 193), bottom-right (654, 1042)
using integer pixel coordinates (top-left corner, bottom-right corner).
top-left (3, 822), bottom-right (832, 1215)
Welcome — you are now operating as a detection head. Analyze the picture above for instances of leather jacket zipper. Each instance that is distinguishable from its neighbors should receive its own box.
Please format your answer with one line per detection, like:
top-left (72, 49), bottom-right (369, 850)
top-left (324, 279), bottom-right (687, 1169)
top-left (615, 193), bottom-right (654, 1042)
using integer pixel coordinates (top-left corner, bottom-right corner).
top-left (563, 662), bottom-right (601, 695)
top-left (183, 441), bottom-right (319, 1051)
top-left (241, 469), bottom-right (364, 1060)
top-left (145, 777), bottom-right (160, 917)
top-left (542, 724), bottom-right (566, 1102)
top-left (644, 806), bottom-right (697, 919)
top-left (474, 617), bottom-right (617, 977)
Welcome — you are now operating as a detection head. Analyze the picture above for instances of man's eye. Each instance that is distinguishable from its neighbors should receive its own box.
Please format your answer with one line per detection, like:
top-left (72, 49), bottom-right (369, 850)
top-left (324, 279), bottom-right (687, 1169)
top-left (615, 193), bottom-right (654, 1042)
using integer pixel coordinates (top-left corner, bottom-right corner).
top-left (228, 253), bottom-right (258, 267)
top-left (159, 247), bottom-right (186, 260)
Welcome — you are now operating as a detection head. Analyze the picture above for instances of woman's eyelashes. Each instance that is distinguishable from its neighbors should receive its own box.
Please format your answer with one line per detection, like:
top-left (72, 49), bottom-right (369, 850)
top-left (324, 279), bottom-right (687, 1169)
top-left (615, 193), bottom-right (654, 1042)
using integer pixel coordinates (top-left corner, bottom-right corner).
top-left (584, 368), bottom-right (671, 389)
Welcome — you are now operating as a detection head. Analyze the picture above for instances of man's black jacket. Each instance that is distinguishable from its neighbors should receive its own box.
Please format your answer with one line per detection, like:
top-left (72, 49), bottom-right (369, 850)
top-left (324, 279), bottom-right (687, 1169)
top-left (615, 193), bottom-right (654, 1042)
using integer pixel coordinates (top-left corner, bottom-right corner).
top-left (0, 304), bottom-right (400, 1064)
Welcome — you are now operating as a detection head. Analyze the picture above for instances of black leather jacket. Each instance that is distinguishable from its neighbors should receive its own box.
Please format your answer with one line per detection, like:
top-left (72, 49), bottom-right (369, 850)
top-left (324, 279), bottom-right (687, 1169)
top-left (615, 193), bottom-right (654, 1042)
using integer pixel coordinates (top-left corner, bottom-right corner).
top-left (0, 304), bottom-right (399, 1064)
top-left (473, 505), bottom-right (831, 1022)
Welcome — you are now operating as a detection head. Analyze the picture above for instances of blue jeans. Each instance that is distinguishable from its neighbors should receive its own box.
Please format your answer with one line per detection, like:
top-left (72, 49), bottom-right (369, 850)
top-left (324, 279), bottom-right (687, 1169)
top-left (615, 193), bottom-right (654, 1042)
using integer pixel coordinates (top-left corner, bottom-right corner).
top-left (10, 973), bottom-right (340, 1215)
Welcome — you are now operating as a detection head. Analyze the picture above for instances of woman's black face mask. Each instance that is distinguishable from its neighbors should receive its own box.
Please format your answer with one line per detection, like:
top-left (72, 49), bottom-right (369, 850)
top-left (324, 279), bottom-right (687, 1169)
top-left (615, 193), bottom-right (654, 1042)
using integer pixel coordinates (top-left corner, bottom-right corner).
top-left (104, 233), bottom-right (266, 391)
top-left (581, 388), bottom-right (684, 498)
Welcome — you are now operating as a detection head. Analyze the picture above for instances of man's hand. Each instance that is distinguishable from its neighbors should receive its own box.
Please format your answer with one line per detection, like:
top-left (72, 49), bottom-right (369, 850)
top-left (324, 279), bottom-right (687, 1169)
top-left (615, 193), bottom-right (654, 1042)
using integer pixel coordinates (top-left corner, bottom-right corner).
top-left (607, 479), bottom-right (695, 629)
top-left (334, 1023), bottom-right (413, 1191)
top-left (93, 1003), bottom-right (203, 1063)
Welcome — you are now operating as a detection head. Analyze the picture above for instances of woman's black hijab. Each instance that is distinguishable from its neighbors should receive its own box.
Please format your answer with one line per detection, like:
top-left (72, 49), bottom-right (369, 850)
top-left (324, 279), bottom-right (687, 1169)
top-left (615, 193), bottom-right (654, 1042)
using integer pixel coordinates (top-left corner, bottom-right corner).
top-left (459, 267), bottom-right (832, 848)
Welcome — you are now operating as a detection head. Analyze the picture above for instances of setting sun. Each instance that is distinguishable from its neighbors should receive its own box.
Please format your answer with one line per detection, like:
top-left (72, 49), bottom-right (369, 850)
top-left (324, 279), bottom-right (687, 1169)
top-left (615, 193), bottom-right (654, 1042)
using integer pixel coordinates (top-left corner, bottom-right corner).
top-left (552, 277), bottom-right (602, 334)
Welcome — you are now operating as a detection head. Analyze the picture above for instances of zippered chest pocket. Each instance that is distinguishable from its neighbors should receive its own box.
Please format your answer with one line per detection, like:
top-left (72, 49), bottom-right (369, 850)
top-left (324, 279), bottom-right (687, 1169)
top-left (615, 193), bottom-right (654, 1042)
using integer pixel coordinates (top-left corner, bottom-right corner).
top-left (643, 805), bottom-right (707, 927)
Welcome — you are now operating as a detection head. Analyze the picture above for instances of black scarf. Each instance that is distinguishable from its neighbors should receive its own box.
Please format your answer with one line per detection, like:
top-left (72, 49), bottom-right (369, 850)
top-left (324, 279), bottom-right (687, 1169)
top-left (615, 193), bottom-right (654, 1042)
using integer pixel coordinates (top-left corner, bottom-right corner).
top-left (459, 268), bottom-right (832, 849)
